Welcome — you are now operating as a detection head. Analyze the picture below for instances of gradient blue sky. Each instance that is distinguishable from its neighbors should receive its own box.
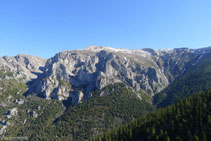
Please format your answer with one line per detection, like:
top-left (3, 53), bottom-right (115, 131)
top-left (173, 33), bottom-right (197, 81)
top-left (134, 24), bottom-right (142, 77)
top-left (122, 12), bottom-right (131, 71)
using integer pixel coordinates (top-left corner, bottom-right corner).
top-left (0, 0), bottom-right (211, 58)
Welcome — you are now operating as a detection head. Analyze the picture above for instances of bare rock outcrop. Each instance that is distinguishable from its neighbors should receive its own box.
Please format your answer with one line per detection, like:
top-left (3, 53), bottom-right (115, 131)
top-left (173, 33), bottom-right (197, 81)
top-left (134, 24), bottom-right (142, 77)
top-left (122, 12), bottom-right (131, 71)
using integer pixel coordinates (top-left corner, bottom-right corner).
top-left (2, 46), bottom-right (210, 103)
top-left (0, 54), bottom-right (46, 81)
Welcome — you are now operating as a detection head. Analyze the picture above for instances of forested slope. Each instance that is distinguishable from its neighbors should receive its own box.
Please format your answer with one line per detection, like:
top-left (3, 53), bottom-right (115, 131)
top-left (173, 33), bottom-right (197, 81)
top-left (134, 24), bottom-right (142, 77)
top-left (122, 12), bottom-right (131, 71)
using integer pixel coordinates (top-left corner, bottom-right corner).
top-left (97, 89), bottom-right (211, 141)
top-left (154, 52), bottom-right (211, 107)
top-left (15, 83), bottom-right (154, 140)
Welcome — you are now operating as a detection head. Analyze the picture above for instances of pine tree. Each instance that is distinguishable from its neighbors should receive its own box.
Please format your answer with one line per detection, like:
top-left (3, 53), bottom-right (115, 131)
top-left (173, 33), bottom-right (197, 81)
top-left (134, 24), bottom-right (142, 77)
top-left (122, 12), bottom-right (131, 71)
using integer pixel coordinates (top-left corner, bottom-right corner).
top-left (166, 136), bottom-right (170, 141)
top-left (194, 135), bottom-right (199, 141)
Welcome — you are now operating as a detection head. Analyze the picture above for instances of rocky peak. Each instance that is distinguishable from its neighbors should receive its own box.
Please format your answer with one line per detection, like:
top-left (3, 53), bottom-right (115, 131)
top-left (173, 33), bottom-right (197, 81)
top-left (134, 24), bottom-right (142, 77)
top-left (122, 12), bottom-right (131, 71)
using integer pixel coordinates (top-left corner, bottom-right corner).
top-left (1, 46), bottom-right (209, 103)
top-left (0, 54), bottom-right (46, 81)
top-left (30, 47), bottom-right (172, 101)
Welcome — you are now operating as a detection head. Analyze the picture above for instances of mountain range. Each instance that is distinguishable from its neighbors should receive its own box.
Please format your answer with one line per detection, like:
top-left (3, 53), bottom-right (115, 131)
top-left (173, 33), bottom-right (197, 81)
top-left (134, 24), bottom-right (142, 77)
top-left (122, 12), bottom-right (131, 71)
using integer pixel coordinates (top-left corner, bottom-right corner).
top-left (1, 46), bottom-right (211, 101)
top-left (0, 46), bottom-right (211, 139)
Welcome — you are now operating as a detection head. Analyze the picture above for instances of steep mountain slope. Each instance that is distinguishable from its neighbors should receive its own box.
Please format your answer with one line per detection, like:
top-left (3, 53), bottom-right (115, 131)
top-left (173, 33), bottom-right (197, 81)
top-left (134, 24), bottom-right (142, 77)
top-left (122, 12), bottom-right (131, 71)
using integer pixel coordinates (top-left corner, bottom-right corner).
top-left (1, 46), bottom-right (211, 138)
top-left (28, 46), bottom-right (209, 102)
top-left (154, 51), bottom-right (211, 107)
top-left (0, 69), bottom-right (65, 137)
top-left (97, 89), bottom-right (211, 141)
top-left (0, 70), bottom-right (27, 136)
top-left (0, 54), bottom-right (46, 81)
top-left (29, 48), bottom-right (168, 101)
top-left (9, 83), bottom-right (154, 140)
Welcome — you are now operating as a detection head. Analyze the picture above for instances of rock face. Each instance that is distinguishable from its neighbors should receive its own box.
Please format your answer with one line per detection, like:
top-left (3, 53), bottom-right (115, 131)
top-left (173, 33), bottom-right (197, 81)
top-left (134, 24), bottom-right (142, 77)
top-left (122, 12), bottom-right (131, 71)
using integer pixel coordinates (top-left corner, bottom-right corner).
top-left (14, 98), bottom-right (24, 105)
top-left (1, 46), bottom-right (211, 103)
top-left (30, 111), bottom-right (38, 118)
top-left (0, 54), bottom-right (46, 81)
top-left (6, 107), bottom-right (18, 119)
top-left (27, 46), bottom-right (211, 101)
top-left (0, 125), bottom-right (7, 135)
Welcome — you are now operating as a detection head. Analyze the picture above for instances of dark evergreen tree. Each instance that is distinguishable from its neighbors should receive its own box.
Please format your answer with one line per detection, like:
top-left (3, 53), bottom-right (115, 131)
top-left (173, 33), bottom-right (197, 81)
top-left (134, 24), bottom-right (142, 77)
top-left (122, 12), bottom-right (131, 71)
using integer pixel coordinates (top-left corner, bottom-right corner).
top-left (98, 90), bottom-right (211, 141)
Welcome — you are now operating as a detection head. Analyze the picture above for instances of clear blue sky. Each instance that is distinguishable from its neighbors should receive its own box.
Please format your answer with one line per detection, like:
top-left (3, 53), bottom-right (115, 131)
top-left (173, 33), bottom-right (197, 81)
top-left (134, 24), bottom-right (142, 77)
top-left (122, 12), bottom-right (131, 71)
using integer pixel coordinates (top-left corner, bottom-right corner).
top-left (0, 0), bottom-right (211, 58)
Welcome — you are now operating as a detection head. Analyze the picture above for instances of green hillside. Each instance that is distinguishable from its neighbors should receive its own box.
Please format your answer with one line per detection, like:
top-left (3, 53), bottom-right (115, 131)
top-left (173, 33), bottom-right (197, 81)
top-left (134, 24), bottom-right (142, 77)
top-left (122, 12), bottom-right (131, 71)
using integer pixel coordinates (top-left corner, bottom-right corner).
top-left (12, 83), bottom-right (154, 140)
top-left (97, 89), bottom-right (211, 141)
